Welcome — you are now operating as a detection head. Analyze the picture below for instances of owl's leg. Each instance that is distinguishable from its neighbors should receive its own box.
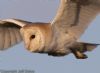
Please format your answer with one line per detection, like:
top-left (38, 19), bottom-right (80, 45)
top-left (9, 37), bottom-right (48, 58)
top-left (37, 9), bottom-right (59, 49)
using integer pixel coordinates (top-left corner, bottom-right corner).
top-left (70, 48), bottom-right (88, 59)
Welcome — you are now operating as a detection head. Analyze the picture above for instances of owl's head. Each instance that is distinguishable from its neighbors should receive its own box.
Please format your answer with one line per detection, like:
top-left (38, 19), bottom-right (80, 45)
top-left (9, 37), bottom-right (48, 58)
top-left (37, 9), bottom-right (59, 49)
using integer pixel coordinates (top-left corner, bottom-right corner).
top-left (20, 23), bottom-right (53, 53)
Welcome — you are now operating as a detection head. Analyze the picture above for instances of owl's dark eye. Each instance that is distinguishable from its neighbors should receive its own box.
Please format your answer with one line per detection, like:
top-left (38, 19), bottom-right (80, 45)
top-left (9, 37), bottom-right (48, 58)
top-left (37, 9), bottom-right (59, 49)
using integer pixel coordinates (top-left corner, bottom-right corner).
top-left (30, 35), bottom-right (35, 39)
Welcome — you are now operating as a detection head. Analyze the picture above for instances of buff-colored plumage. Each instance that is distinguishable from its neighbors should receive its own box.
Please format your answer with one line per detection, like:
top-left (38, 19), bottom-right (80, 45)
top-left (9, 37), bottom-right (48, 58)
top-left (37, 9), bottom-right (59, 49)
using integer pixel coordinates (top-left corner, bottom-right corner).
top-left (0, 0), bottom-right (100, 59)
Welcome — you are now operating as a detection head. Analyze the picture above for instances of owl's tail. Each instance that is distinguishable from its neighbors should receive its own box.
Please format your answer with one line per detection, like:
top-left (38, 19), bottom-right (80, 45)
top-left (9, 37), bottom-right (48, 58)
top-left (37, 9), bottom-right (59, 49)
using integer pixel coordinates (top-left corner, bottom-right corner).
top-left (76, 42), bottom-right (99, 53)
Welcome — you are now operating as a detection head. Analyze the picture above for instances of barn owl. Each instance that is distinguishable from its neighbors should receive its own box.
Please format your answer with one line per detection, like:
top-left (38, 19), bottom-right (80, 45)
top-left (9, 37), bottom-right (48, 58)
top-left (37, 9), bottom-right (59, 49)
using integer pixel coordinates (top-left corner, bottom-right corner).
top-left (0, 0), bottom-right (100, 59)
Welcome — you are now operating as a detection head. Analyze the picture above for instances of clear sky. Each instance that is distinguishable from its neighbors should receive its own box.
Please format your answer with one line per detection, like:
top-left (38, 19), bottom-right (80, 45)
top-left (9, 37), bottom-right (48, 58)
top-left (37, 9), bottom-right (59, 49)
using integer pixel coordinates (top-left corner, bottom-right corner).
top-left (0, 0), bottom-right (100, 73)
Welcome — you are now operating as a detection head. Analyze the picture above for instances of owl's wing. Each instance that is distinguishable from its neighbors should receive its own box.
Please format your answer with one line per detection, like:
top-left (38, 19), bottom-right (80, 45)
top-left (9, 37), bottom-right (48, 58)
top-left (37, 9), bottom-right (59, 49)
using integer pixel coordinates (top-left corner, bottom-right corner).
top-left (51, 0), bottom-right (100, 39)
top-left (0, 19), bottom-right (31, 50)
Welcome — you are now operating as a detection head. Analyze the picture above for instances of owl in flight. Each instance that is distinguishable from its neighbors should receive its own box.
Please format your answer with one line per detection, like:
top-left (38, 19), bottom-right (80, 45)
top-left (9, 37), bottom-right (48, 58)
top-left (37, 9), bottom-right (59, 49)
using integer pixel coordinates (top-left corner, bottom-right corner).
top-left (0, 0), bottom-right (100, 59)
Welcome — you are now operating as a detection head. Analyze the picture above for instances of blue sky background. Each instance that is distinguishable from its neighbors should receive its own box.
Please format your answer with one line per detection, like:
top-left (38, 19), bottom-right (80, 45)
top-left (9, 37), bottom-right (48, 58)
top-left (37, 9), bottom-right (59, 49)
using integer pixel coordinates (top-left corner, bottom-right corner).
top-left (0, 0), bottom-right (100, 73)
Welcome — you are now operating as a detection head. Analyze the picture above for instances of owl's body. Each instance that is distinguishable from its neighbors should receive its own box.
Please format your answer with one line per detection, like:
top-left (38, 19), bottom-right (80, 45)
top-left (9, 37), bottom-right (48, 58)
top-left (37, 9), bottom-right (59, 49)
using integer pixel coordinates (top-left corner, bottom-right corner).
top-left (20, 22), bottom-right (98, 58)
top-left (0, 0), bottom-right (100, 59)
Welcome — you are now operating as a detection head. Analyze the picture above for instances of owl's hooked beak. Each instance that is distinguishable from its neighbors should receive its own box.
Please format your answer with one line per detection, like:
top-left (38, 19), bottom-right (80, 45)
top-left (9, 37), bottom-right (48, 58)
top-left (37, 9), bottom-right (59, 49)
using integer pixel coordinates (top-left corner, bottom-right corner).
top-left (25, 41), bottom-right (31, 51)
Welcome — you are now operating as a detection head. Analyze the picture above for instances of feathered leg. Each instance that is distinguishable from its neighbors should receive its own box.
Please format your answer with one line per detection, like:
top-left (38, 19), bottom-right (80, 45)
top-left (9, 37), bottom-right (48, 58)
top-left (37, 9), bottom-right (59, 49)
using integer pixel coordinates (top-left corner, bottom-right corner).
top-left (70, 48), bottom-right (88, 59)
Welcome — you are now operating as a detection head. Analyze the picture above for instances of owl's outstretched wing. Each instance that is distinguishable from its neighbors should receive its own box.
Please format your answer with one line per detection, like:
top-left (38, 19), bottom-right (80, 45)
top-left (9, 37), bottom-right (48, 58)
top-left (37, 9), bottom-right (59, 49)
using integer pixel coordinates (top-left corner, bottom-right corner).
top-left (0, 19), bottom-right (31, 50)
top-left (51, 0), bottom-right (100, 38)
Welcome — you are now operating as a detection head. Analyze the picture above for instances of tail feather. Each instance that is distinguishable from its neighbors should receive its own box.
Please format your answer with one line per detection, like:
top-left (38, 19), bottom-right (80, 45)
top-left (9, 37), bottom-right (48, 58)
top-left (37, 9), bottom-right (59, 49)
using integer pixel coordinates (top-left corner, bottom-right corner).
top-left (85, 43), bottom-right (99, 51)
top-left (75, 42), bottom-right (99, 53)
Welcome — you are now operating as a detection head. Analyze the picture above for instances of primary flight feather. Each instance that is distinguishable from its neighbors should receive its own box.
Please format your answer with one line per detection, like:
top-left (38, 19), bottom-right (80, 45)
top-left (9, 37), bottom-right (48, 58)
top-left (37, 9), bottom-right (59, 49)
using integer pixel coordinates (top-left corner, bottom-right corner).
top-left (0, 0), bottom-right (100, 59)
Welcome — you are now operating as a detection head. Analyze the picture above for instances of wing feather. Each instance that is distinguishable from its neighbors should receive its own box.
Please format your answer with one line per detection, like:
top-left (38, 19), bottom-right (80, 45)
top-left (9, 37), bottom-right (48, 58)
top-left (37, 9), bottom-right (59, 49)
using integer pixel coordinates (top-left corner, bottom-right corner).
top-left (0, 18), bottom-right (32, 50)
top-left (4, 28), bottom-right (11, 49)
top-left (51, 0), bottom-right (77, 31)
top-left (51, 0), bottom-right (100, 38)
top-left (9, 28), bottom-right (17, 46)
top-left (69, 4), bottom-right (100, 38)
top-left (14, 29), bottom-right (22, 43)
top-left (0, 28), bottom-right (5, 49)
top-left (0, 19), bottom-right (29, 50)
top-left (0, 26), bottom-right (21, 50)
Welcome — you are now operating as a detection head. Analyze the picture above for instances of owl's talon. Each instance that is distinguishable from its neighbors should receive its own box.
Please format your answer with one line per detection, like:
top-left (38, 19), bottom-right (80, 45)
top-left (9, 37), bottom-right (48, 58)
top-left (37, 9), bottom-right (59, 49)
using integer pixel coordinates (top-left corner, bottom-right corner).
top-left (75, 52), bottom-right (88, 59)
top-left (70, 48), bottom-right (88, 59)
